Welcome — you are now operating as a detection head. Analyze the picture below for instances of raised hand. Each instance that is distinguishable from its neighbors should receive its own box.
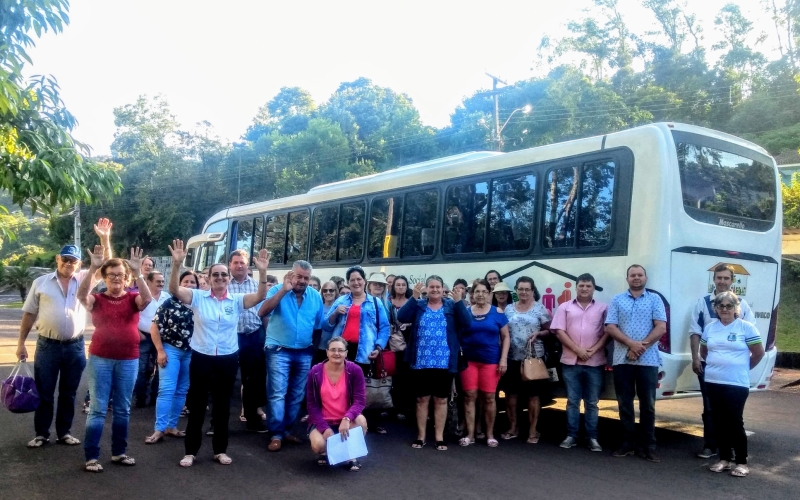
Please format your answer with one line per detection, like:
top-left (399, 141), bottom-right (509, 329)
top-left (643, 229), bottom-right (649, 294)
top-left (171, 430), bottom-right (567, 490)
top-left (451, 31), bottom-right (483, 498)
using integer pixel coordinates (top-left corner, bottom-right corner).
top-left (253, 249), bottom-right (271, 273)
top-left (94, 218), bottom-right (113, 240)
top-left (168, 239), bottom-right (186, 265)
top-left (127, 247), bottom-right (146, 274)
top-left (413, 282), bottom-right (424, 299)
top-left (283, 271), bottom-right (294, 291)
top-left (86, 245), bottom-right (106, 269)
top-left (451, 287), bottom-right (463, 303)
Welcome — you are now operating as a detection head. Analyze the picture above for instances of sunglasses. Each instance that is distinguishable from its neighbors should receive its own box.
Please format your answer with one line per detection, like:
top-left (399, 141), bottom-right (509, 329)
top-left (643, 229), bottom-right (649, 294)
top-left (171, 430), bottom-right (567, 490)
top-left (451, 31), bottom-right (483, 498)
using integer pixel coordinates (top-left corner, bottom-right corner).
top-left (211, 272), bottom-right (230, 278)
top-left (322, 288), bottom-right (336, 293)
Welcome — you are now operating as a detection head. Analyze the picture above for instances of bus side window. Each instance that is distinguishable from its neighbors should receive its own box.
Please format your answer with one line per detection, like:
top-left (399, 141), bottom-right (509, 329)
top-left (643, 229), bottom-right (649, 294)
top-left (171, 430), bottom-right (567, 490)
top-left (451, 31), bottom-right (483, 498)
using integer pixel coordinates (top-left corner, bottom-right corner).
top-left (252, 217), bottom-right (264, 263)
top-left (265, 214), bottom-right (287, 265)
top-left (489, 174), bottom-right (536, 252)
top-left (368, 196), bottom-right (404, 259)
top-left (443, 181), bottom-right (488, 254)
top-left (234, 219), bottom-right (254, 257)
top-left (579, 161), bottom-right (615, 247)
top-left (311, 207), bottom-right (338, 262)
top-left (403, 190), bottom-right (438, 257)
top-left (338, 201), bottom-right (365, 261)
top-left (544, 166), bottom-right (579, 249)
top-left (287, 210), bottom-right (309, 261)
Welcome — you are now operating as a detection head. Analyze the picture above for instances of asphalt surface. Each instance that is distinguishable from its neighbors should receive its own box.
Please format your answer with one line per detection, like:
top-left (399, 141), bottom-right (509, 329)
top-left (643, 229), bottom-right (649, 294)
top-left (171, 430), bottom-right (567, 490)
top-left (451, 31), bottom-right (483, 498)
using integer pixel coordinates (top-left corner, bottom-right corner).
top-left (1, 307), bottom-right (799, 500)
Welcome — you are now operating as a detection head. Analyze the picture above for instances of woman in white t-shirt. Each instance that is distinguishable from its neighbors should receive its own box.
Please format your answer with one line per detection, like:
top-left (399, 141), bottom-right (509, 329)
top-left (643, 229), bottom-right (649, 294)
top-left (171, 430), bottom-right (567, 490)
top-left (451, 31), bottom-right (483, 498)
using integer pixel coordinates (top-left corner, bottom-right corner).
top-left (699, 291), bottom-right (765, 478)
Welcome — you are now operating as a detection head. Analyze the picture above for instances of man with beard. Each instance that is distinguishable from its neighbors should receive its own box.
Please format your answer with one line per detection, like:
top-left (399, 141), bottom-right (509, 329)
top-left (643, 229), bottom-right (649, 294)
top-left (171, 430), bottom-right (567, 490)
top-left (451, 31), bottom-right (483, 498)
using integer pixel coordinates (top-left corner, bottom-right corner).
top-left (605, 265), bottom-right (666, 463)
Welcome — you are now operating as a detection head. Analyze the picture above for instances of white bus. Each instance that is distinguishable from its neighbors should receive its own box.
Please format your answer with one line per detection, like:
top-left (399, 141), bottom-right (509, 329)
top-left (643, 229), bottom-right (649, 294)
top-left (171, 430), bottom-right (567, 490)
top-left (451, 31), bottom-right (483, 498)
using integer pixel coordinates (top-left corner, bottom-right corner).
top-left (185, 122), bottom-right (780, 399)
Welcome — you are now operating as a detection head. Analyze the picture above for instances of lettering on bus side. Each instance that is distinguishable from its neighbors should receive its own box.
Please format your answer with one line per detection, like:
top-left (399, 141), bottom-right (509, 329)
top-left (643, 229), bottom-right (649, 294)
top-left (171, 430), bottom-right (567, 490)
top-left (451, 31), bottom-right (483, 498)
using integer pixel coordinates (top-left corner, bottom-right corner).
top-left (718, 218), bottom-right (746, 230)
top-left (754, 312), bottom-right (771, 319)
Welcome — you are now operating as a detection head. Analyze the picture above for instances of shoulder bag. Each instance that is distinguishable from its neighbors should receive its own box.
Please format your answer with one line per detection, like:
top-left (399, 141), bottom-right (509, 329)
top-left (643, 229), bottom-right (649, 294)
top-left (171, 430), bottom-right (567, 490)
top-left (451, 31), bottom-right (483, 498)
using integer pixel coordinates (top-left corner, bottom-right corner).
top-left (364, 352), bottom-right (394, 410)
top-left (521, 338), bottom-right (549, 381)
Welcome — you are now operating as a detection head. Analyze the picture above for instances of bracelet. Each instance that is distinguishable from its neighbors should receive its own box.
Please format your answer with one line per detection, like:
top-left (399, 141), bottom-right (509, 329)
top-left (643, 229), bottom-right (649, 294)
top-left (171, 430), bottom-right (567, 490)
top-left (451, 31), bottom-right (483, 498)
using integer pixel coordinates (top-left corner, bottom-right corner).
top-left (137, 274), bottom-right (144, 280)
top-left (341, 417), bottom-right (350, 421)
top-left (260, 281), bottom-right (269, 284)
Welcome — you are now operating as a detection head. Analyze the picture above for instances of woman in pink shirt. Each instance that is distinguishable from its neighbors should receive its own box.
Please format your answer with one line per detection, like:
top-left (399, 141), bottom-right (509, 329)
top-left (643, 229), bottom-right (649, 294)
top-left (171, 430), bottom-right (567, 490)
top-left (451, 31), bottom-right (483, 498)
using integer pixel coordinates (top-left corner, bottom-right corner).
top-left (306, 337), bottom-right (367, 471)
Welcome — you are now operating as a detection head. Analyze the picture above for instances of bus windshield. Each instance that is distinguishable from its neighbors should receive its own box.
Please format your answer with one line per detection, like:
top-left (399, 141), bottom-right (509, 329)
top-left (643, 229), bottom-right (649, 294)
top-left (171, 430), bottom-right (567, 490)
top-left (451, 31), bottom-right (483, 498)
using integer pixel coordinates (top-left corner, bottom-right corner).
top-left (675, 138), bottom-right (776, 232)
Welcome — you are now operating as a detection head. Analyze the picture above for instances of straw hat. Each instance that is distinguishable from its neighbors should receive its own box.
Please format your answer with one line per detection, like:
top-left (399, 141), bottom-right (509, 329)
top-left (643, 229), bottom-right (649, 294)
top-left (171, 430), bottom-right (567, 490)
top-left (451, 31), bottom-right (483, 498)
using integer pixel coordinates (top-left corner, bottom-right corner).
top-left (492, 282), bottom-right (512, 293)
top-left (367, 272), bottom-right (388, 284)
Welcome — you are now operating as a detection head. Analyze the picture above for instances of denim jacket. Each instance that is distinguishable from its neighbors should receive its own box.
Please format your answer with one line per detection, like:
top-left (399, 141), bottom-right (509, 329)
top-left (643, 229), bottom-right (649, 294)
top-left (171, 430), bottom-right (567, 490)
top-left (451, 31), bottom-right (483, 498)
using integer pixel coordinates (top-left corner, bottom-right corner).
top-left (397, 298), bottom-right (472, 374)
top-left (323, 294), bottom-right (391, 364)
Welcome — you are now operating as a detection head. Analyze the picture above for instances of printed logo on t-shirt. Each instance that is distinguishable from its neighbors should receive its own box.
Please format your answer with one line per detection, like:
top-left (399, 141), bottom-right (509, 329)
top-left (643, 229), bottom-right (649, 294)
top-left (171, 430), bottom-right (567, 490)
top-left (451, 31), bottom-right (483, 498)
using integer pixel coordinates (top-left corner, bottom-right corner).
top-left (727, 332), bottom-right (738, 342)
top-left (224, 306), bottom-right (233, 315)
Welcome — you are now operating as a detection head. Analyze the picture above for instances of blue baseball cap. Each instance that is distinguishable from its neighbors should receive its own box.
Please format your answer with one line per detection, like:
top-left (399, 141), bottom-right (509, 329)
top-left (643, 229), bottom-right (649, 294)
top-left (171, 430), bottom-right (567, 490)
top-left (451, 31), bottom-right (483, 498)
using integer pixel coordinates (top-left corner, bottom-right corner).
top-left (59, 245), bottom-right (81, 260)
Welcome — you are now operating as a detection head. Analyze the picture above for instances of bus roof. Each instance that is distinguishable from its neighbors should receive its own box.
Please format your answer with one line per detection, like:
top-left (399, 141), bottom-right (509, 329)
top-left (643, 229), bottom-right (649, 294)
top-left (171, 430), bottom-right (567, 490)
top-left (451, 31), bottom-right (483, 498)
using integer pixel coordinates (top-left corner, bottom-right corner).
top-left (203, 122), bottom-right (770, 228)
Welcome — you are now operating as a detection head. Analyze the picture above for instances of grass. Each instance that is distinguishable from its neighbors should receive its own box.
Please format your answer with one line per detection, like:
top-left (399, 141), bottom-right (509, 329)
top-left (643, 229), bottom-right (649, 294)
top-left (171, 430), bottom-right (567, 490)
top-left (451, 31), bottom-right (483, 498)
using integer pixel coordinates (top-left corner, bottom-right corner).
top-left (777, 277), bottom-right (800, 353)
top-left (0, 301), bottom-right (23, 309)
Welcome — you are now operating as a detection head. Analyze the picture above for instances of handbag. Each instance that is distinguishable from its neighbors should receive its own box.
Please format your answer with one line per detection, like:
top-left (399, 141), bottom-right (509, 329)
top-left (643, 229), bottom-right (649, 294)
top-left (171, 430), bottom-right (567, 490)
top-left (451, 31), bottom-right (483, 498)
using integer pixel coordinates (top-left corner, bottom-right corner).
top-left (364, 359), bottom-right (394, 410)
top-left (371, 297), bottom-right (397, 376)
top-left (521, 339), bottom-right (549, 381)
top-left (2, 360), bottom-right (40, 413)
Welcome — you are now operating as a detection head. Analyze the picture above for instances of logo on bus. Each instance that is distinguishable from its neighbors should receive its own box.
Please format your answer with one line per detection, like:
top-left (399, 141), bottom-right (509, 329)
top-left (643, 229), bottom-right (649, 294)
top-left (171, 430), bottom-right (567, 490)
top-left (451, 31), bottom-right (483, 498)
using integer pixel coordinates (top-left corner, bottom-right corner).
top-left (718, 218), bottom-right (745, 230)
top-left (707, 262), bottom-right (748, 297)
top-left (754, 311), bottom-right (771, 319)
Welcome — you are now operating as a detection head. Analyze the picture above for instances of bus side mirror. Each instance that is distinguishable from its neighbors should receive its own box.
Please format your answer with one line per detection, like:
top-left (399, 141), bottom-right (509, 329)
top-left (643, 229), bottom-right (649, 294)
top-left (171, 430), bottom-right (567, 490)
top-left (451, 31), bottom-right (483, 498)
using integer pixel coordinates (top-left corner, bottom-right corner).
top-left (184, 248), bottom-right (195, 269)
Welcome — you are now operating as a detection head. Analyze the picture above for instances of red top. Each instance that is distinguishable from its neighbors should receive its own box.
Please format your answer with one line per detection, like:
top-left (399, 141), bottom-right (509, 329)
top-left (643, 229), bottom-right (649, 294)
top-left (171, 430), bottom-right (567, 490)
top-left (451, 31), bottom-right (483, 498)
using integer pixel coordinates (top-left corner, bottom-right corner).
top-left (321, 366), bottom-right (348, 424)
top-left (89, 292), bottom-right (141, 360)
top-left (342, 304), bottom-right (361, 343)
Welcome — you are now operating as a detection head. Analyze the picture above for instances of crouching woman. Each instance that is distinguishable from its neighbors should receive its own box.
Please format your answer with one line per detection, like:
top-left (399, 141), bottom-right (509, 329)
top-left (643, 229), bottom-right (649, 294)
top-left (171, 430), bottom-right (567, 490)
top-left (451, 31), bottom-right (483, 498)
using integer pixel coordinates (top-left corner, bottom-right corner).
top-left (306, 337), bottom-right (367, 471)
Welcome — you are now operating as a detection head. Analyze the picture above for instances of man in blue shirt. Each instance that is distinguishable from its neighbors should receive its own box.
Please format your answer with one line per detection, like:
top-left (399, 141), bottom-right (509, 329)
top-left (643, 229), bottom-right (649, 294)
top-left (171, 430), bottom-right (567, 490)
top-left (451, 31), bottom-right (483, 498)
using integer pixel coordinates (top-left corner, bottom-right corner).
top-left (605, 265), bottom-right (666, 462)
top-left (258, 260), bottom-right (323, 452)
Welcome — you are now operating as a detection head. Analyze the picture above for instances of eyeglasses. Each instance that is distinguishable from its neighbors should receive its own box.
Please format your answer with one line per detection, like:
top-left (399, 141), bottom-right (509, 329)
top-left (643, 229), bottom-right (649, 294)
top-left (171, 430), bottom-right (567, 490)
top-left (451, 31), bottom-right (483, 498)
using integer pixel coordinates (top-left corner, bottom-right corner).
top-left (516, 288), bottom-right (532, 292)
top-left (715, 303), bottom-right (736, 310)
top-left (327, 348), bottom-right (347, 354)
top-left (61, 258), bottom-right (79, 264)
top-left (106, 273), bottom-right (126, 280)
top-left (211, 272), bottom-right (230, 278)
top-left (322, 289), bottom-right (336, 293)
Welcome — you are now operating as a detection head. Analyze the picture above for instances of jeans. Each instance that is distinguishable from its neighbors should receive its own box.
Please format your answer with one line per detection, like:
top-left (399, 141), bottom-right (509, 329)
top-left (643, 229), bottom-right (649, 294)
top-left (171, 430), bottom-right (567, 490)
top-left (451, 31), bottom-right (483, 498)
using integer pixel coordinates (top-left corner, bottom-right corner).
top-left (134, 334), bottom-right (159, 405)
top-left (154, 344), bottom-right (192, 432)
top-left (707, 382), bottom-right (749, 464)
top-left (265, 345), bottom-right (312, 440)
top-left (562, 364), bottom-right (604, 439)
top-left (184, 350), bottom-right (239, 456)
top-left (239, 328), bottom-right (267, 425)
top-left (697, 362), bottom-right (717, 451)
top-left (613, 364), bottom-right (658, 450)
top-left (33, 336), bottom-right (86, 439)
top-left (83, 355), bottom-right (137, 461)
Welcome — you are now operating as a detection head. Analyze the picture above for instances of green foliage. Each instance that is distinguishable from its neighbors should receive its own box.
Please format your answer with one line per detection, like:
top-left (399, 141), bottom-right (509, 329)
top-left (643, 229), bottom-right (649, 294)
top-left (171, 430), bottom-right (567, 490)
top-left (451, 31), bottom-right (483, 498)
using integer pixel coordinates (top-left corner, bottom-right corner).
top-left (0, 0), bottom-right (121, 229)
top-left (783, 172), bottom-right (800, 228)
top-left (2, 264), bottom-right (34, 300)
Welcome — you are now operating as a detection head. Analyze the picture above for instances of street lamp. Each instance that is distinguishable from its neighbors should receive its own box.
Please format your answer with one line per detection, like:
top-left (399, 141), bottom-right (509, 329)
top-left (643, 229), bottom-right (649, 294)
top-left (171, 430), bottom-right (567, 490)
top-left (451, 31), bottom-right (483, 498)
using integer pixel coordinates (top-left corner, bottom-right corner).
top-left (233, 142), bottom-right (245, 204)
top-left (497, 104), bottom-right (532, 151)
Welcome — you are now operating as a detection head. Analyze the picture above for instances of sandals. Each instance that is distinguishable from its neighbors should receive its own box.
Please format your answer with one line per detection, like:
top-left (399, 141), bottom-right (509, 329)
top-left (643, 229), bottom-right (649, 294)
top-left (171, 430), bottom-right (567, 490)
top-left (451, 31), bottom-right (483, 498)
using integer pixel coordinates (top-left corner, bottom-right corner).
top-left (435, 441), bottom-right (448, 451)
top-left (487, 438), bottom-right (499, 448)
top-left (459, 437), bottom-right (474, 446)
top-left (27, 436), bottom-right (49, 448)
top-left (214, 453), bottom-right (233, 465)
top-left (317, 454), bottom-right (328, 466)
top-left (57, 434), bottom-right (80, 445)
top-left (709, 460), bottom-right (731, 473)
top-left (180, 455), bottom-right (195, 467)
top-left (145, 432), bottom-right (164, 444)
top-left (411, 439), bottom-right (426, 449)
top-left (500, 431), bottom-right (518, 440)
top-left (84, 460), bottom-right (104, 473)
top-left (348, 460), bottom-right (362, 471)
top-left (731, 464), bottom-right (749, 477)
top-left (111, 455), bottom-right (136, 466)
top-left (164, 429), bottom-right (186, 438)
top-left (374, 426), bottom-right (388, 434)
top-left (526, 432), bottom-right (541, 444)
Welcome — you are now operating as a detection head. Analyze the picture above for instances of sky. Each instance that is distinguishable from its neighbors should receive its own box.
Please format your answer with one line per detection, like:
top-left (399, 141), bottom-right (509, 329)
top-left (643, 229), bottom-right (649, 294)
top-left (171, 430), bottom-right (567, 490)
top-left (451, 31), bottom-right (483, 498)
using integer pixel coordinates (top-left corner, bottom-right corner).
top-left (25, 0), bottom-right (773, 156)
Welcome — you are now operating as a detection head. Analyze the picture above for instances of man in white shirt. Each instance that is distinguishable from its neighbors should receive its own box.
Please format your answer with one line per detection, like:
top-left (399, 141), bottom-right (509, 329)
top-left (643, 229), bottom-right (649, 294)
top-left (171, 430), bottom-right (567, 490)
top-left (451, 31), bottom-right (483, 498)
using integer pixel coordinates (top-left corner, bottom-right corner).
top-left (689, 263), bottom-right (754, 459)
top-left (134, 271), bottom-right (171, 407)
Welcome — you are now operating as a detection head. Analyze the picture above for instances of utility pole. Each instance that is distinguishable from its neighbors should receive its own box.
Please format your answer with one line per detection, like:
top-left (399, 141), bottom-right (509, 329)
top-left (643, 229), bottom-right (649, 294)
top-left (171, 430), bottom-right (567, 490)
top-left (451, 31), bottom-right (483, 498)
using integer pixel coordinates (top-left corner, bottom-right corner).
top-left (73, 202), bottom-right (81, 248)
top-left (485, 72), bottom-right (507, 151)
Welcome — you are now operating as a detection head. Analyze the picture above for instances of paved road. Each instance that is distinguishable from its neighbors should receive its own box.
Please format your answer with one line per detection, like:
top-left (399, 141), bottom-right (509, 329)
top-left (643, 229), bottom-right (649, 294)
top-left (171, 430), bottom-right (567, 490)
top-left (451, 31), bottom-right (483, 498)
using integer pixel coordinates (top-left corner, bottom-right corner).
top-left (0, 309), bottom-right (798, 499)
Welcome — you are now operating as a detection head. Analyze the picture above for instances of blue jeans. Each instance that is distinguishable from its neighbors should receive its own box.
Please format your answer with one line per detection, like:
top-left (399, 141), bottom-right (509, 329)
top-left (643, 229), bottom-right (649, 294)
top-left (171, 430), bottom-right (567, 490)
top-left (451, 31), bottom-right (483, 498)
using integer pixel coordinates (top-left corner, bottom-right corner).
top-left (265, 345), bottom-right (312, 440)
top-left (561, 364), bottom-right (604, 439)
top-left (154, 344), bottom-right (191, 432)
top-left (134, 334), bottom-right (158, 405)
top-left (613, 364), bottom-right (658, 450)
top-left (83, 355), bottom-right (137, 461)
top-left (33, 336), bottom-right (86, 439)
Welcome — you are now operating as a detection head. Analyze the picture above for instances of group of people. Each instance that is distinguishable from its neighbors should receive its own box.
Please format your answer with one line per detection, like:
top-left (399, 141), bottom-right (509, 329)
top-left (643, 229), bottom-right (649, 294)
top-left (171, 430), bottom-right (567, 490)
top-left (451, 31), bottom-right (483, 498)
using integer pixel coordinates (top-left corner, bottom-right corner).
top-left (15, 219), bottom-right (765, 478)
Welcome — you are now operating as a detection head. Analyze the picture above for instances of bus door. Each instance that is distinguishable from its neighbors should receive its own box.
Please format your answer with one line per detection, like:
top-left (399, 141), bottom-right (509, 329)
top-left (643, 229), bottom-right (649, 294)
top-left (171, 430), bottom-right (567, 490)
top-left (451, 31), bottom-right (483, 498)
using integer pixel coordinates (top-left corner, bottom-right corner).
top-left (186, 232), bottom-right (226, 272)
top-left (669, 249), bottom-right (778, 393)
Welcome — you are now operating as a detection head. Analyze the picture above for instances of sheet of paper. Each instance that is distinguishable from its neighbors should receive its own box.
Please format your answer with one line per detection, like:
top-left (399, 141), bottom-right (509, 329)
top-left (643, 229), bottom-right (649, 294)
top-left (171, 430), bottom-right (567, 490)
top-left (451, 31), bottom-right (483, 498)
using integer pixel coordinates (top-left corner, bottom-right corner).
top-left (326, 426), bottom-right (368, 465)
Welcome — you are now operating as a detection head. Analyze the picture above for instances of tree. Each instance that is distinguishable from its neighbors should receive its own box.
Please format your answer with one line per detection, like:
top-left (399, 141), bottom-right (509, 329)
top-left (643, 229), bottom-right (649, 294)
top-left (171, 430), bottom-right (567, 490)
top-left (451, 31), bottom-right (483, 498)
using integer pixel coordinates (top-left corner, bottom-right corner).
top-left (0, 0), bottom-right (121, 236)
top-left (783, 172), bottom-right (800, 228)
top-left (3, 265), bottom-right (34, 300)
